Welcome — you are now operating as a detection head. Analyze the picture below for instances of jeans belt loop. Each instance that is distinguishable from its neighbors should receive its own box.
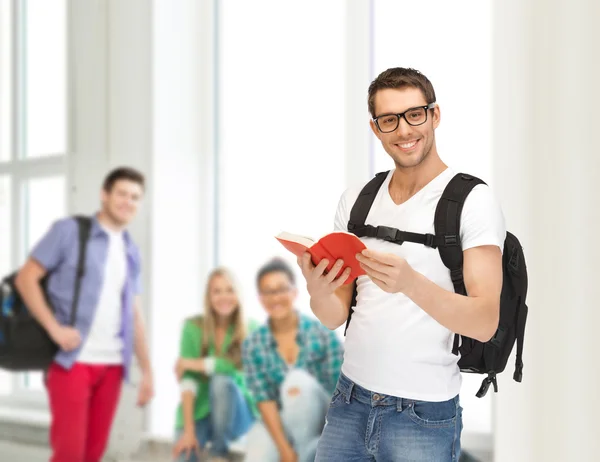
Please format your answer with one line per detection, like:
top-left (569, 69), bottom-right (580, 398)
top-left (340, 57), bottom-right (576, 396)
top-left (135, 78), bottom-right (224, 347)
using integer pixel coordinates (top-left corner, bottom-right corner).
top-left (345, 381), bottom-right (354, 404)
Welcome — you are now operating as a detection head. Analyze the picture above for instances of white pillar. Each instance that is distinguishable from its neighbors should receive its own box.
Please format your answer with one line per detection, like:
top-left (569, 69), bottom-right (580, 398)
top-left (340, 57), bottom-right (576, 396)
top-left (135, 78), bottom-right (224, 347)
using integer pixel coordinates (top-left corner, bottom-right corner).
top-left (70, 0), bottom-right (153, 458)
top-left (345, 0), bottom-right (373, 184)
top-left (150, 0), bottom-right (216, 440)
top-left (493, 0), bottom-right (600, 460)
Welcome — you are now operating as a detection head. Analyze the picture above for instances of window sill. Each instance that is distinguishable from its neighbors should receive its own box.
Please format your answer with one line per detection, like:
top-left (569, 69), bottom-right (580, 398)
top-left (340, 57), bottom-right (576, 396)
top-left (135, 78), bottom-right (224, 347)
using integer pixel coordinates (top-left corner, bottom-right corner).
top-left (0, 405), bottom-right (50, 446)
top-left (0, 404), bottom-right (50, 427)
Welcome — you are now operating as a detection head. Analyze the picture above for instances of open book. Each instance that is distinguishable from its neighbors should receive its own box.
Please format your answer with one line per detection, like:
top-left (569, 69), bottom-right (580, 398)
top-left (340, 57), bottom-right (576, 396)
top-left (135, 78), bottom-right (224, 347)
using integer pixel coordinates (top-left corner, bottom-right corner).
top-left (275, 231), bottom-right (367, 284)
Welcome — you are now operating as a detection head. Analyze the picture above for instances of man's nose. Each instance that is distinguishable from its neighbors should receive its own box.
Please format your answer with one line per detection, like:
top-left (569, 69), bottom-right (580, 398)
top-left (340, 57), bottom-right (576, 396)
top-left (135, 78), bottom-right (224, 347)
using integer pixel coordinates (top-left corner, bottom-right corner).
top-left (395, 116), bottom-right (413, 137)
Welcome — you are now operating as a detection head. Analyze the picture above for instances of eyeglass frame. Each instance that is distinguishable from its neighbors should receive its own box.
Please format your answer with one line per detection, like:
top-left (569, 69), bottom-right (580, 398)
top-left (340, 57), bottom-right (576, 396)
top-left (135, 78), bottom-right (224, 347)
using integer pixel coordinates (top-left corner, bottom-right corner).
top-left (259, 286), bottom-right (294, 298)
top-left (372, 102), bottom-right (437, 133)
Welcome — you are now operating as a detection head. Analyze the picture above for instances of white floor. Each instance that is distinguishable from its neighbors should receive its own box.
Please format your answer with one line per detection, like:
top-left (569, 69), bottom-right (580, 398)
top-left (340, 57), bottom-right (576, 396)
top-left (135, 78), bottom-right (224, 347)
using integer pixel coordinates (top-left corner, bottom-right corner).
top-left (0, 441), bottom-right (147, 462)
top-left (0, 441), bottom-right (51, 462)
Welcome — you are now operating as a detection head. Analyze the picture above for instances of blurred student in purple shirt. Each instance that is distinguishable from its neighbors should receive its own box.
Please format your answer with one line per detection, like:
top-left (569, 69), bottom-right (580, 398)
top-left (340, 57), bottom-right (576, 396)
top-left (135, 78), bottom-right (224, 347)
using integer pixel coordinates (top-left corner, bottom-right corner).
top-left (15, 167), bottom-right (153, 462)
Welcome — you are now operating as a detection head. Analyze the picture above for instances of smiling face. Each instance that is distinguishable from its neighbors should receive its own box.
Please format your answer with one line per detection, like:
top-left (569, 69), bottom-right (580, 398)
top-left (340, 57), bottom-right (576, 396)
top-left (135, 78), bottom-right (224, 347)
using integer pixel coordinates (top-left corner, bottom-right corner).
top-left (100, 179), bottom-right (144, 227)
top-left (370, 86), bottom-right (440, 170)
top-left (208, 274), bottom-right (240, 319)
top-left (258, 271), bottom-right (297, 321)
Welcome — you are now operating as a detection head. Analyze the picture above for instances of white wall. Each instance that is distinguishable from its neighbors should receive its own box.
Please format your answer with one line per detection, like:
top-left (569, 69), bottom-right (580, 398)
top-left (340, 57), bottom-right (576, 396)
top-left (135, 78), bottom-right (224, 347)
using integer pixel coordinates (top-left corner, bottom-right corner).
top-left (493, 0), bottom-right (600, 460)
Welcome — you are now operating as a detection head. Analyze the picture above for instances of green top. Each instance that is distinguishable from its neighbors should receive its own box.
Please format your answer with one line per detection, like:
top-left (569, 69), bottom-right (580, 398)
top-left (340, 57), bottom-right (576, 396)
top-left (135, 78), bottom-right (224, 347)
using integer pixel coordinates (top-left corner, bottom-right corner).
top-left (174, 317), bottom-right (259, 430)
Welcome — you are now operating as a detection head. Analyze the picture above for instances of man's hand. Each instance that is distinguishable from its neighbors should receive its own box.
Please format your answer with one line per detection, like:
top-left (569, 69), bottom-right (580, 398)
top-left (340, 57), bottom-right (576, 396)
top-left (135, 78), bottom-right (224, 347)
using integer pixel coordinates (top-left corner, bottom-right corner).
top-left (137, 372), bottom-right (154, 407)
top-left (48, 324), bottom-right (82, 352)
top-left (278, 443), bottom-right (298, 462)
top-left (356, 249), bottom-right (416, 294)
top-left (172, 430), bottom-right (202, 461)
top-left (297, 253), bottom-right (352, 299)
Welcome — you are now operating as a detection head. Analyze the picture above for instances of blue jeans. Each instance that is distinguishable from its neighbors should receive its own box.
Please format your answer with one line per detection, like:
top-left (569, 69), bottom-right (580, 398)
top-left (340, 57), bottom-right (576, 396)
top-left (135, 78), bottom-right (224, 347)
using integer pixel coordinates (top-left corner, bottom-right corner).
top-left (175, 375), bottom-right (254, 461)
top-left (243, 368), bottom-right (331, 462)
top-left (315, 372), bottom-right (463, 462)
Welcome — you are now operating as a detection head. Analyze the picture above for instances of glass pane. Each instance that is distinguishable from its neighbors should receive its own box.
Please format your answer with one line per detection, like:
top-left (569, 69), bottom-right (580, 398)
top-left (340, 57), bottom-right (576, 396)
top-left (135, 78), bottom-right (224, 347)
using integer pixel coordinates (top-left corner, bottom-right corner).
top-left (20, 175), bottom-right (66, 390)
top-left (25, 176), bottom-right (66, 251)
top-left (0, 176), bottom-right (11, 395)
top-left (218, 0), bottom-right (346, 322)
top-left (0, 1), bottom-right (11, 161)
top-left (24, 0), bottom-right (67, 157)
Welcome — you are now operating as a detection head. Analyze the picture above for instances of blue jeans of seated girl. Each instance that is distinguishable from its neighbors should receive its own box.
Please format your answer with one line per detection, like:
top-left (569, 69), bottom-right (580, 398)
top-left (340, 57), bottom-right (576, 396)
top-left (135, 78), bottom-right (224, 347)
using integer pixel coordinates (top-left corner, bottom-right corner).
top-left (174, 374), bottom-right (254, 461)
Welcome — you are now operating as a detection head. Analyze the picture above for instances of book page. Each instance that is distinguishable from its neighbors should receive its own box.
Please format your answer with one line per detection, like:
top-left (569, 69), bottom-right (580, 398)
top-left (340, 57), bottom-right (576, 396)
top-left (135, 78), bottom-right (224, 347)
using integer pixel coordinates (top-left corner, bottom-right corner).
top-left (276, 231), bottom-right (315, 248)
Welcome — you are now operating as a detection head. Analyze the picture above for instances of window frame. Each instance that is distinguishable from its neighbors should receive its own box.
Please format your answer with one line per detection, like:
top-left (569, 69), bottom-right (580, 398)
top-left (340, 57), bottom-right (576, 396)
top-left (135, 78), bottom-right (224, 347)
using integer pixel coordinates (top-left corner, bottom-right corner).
top-left (0, 0), bottom-right (69, 409)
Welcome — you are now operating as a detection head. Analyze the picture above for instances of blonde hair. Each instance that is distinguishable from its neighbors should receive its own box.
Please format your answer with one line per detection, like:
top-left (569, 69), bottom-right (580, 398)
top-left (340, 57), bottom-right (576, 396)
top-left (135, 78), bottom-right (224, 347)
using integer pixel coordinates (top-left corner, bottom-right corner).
top-left (195, 267), bottom-right (247, 368)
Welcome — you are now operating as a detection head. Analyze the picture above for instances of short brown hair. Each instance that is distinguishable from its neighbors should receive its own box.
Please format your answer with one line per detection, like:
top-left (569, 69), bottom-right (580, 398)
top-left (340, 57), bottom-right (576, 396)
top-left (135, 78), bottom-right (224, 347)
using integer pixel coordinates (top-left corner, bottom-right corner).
top-left (368, 67), bottom-right (437, 118)
top-left (256, 257), bottom-right (295, 290)
top-left (102, 166), bottom-right (145, 192)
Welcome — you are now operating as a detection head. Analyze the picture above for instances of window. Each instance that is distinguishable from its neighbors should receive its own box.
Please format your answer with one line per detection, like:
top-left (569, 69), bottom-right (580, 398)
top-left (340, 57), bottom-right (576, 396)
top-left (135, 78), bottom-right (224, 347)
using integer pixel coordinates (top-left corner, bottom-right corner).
top-left (24, 0), bottom-right (67, 157)
top-left (372, 0), bottom-right (493, 437)
top-left (217, 0), bottom-right (346, 321)
top-left (0, 0), bottom-right (68, 402)
top-left (0, 1), bottom-right (11, 162)
top-left (0, 177), bottom-right (11, 396)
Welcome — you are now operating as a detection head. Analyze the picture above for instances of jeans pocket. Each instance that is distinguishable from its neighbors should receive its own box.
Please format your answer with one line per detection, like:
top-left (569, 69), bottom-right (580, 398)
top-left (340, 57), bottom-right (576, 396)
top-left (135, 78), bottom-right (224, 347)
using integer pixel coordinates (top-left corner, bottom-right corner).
top-left (407, 397), bottom-right (458, 428)
top-left (329, 387), bottom-right (346, 408)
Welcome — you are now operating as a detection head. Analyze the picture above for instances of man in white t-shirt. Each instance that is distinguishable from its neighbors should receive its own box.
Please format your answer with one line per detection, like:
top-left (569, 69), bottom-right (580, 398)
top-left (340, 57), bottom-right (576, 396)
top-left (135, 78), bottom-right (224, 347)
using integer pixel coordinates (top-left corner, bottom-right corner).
top-left (298, 67), bottom-right (506, 461)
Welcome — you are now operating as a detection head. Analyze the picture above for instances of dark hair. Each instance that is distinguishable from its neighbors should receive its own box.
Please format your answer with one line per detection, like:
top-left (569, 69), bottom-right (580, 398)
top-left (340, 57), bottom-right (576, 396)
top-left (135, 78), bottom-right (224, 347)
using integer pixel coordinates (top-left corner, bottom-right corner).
top-left (256, 257), bottom-right (296, 289)
top-left (102, 166), bottom-right (145, 193)
top-left (368, 67), bottom-right (437, 118)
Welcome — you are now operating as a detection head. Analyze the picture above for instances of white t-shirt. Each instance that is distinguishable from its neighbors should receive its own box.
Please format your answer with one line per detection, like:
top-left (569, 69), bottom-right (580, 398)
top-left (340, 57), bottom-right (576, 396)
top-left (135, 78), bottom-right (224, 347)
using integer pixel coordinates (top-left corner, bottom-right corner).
top-left (335, 168), bottom-right (506, 401)
top-left (78, 227), bottom-right (127, 365)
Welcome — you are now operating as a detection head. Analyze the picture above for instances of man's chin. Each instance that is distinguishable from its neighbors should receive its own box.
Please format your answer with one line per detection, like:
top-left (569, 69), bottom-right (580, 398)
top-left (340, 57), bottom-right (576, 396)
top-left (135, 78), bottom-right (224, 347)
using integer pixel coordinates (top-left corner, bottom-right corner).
top-left (112, 213), bottom-right (132, 226)
top-left (269, 310), bottom-right (292, 321)
top-left (392, 152), bottom-right (426, 169)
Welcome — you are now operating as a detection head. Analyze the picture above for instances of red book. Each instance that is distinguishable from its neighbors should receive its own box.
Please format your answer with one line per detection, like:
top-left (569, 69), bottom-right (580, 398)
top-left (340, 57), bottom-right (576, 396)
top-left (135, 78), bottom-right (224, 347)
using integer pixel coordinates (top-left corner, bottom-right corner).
top-left (275, 231), bottom-right (367, 284)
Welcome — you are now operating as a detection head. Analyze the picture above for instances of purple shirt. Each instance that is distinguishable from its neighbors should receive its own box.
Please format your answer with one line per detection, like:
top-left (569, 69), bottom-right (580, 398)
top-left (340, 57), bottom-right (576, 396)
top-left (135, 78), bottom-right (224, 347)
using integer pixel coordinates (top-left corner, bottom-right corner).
top-left (30, 215), bottom-right (142, 380)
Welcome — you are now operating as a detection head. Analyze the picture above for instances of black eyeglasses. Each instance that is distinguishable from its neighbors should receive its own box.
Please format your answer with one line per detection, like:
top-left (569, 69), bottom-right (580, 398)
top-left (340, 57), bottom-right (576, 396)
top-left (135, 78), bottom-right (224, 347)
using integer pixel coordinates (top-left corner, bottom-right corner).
top-left (260, 286), bottom-right (292, 297)
top-left (373, 103), bottom-right (437, 133)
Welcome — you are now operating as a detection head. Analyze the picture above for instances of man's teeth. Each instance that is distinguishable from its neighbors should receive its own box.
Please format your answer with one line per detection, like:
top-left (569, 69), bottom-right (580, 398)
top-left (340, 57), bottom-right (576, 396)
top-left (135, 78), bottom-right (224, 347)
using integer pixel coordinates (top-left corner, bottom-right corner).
top-left (399, 141), bottom-right (417, 149)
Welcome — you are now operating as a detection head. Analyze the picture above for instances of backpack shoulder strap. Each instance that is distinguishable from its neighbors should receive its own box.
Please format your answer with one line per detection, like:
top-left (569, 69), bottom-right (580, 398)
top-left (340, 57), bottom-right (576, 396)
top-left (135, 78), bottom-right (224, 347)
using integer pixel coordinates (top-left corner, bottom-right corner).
top-left (69, 216), bottom-right (92, 326)
top-left (348, 171), bottom-right (389, 230)
top-left (344, 171), bottom-right (388, 336)
top-left (435, 173), bottom-right (485, 355)
top-left (434, 173), bottom-right (486, 295)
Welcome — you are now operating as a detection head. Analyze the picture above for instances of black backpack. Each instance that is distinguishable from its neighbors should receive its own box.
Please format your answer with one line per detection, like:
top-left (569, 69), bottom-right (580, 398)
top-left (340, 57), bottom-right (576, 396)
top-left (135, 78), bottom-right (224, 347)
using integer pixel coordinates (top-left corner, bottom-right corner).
top-left (0, 216), bottom-right (91, 371)
top-left (345, 172), bottom-right (528, 398)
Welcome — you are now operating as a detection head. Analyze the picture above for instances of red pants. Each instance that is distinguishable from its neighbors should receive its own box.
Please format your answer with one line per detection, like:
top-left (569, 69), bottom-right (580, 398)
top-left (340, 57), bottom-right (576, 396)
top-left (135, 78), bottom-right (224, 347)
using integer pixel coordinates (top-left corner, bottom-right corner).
top-left (46, 362), bottom-right (123, 462)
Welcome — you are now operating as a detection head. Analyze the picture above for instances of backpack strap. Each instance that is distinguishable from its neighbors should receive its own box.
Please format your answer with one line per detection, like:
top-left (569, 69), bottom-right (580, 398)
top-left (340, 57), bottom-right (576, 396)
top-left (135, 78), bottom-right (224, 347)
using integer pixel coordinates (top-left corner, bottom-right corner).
top-left (348, 171), bottom-right (389, 231)
top-left (344, 171), bottom-right (390, 335)
top-left (69, 216), bottom-right (92, 326)
top-left (434, 173), bottom-right (486, 354)
top-left (348, 171), bottom-right (444, 248)
top-left (514, 303), bottom-right (527, 382)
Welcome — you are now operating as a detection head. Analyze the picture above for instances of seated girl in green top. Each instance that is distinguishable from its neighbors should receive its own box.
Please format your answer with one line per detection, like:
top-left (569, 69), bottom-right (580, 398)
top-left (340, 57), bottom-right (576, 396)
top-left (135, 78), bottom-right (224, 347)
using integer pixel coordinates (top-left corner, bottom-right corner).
top-left (172, 268), bottom-right (257, 462)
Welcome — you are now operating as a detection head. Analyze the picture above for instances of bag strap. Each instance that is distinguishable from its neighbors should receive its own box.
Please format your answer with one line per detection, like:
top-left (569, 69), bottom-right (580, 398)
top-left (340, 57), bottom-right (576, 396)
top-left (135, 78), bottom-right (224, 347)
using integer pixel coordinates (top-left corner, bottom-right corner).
top-left (344, 171), bottom-right (389, 336)
top-left (513, 302), bottom-right (527, 382)
top-left (348, 171), bottom-right (389, 230)
top-left (69, 216), bottom-right (92, 326)
top-left (350, 225), bottom-right (443, 248)
top-left (434, 173), bottom-right (485, 354)
top-left (349, 170), bottom-right (446, 247)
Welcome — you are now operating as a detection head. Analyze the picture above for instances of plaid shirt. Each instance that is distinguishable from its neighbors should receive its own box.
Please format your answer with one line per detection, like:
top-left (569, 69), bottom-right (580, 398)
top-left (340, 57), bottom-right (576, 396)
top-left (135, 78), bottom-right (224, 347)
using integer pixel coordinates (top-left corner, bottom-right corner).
top-left (242, 313), bottom-right (344, 404)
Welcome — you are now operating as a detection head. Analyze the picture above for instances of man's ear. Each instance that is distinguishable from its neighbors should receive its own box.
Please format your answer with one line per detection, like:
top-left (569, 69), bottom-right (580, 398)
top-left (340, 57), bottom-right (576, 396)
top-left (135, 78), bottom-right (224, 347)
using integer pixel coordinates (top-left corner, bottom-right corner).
top-left (370, 119), bottom-right (382, 141)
